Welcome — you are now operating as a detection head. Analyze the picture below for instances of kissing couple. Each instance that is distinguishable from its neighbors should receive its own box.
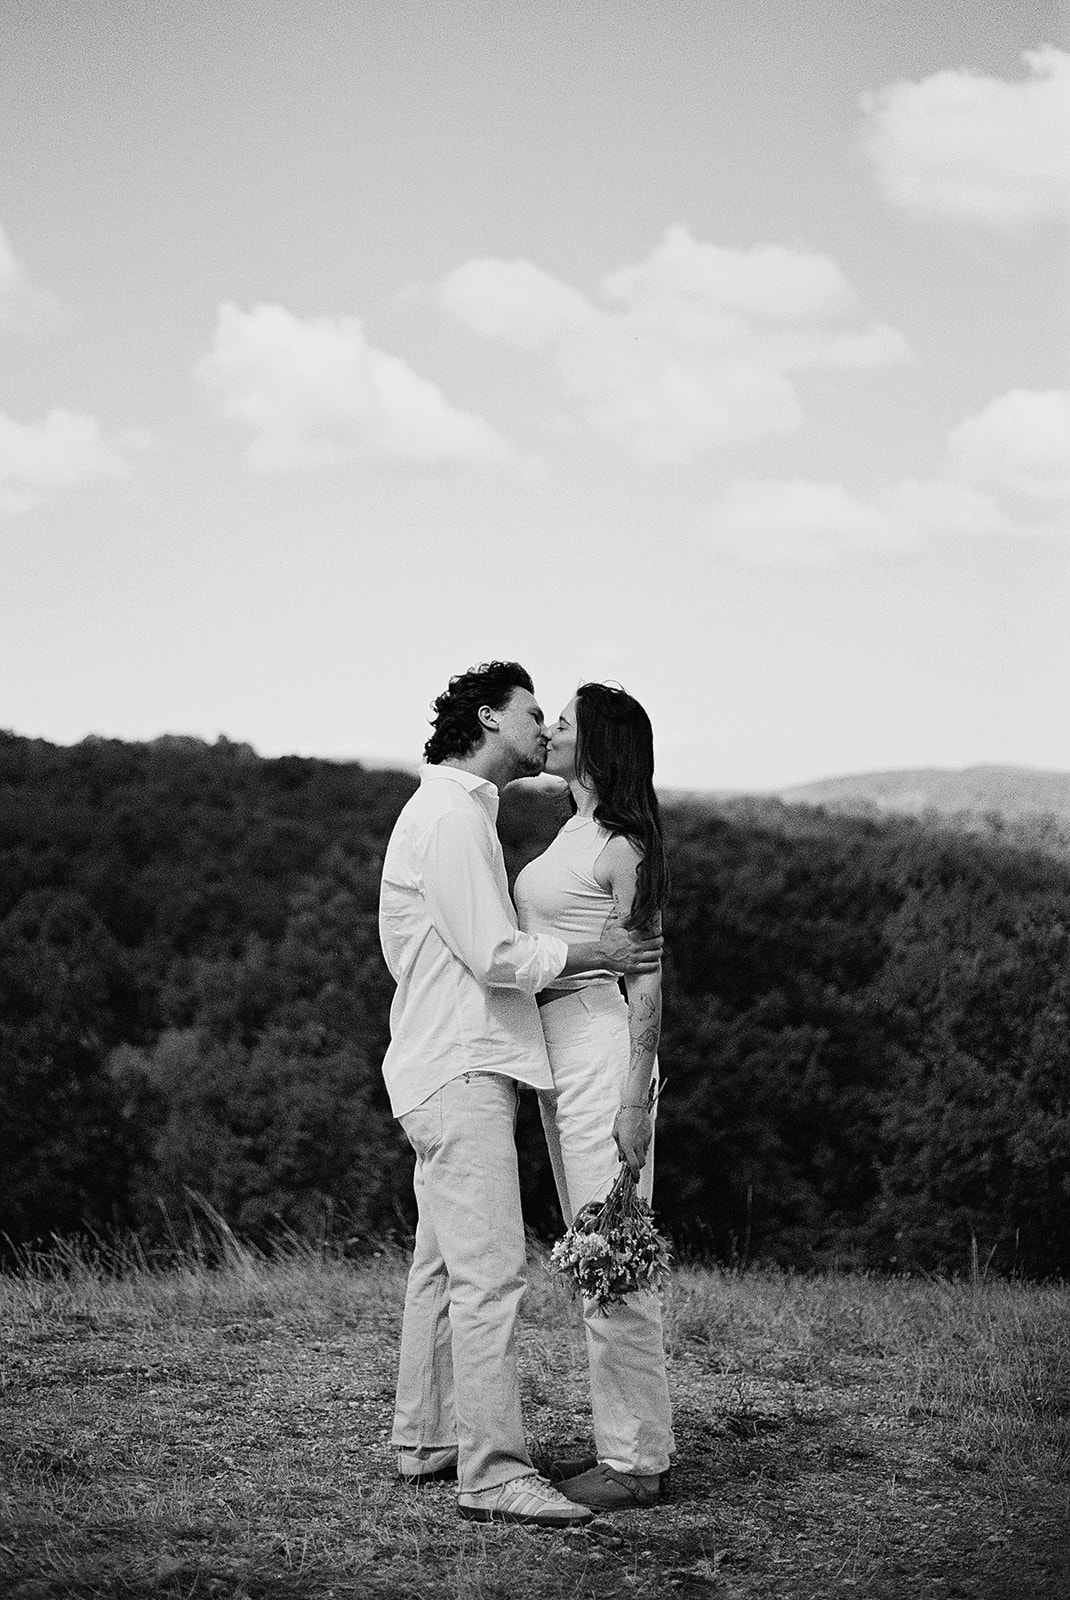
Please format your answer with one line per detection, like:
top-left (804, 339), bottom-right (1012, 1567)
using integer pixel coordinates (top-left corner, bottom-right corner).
top-left (378, 660), bottom-right (675, 1527)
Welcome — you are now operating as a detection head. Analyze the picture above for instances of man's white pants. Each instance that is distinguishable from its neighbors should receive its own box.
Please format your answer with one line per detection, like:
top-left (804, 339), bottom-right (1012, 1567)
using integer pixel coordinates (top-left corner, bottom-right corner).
top-left (392, 1072), bottom-right (534, 1493)
top-left (538, 984), bottom-right (675, 1477)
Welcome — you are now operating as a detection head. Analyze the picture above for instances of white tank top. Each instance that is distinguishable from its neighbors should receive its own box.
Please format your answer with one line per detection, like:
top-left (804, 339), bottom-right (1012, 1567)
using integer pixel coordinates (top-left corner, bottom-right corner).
top-left (514, 814), bottom-right (618, 992)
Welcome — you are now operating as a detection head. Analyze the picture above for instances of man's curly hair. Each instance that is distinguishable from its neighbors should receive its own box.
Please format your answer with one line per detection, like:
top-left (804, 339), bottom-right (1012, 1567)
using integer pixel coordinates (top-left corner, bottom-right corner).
top-left (424, 661), bottom-right (535, 765)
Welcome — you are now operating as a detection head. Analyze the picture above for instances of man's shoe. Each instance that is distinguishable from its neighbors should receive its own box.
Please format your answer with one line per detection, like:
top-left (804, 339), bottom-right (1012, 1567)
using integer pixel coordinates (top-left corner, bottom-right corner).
top-left (557, 1462), bottom-right (662, 1510)
top-left (458, 1473), bottom-right (594, 1527)
top-left (548, 1453), bottom-right (597, 1483)
top-left (397, 1446), bottom-right (458, 1484)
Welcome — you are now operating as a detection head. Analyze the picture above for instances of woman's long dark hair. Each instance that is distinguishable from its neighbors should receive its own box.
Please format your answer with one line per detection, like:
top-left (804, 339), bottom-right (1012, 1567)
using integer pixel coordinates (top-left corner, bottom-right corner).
top-left (574, 682), bottom-right (669, 932)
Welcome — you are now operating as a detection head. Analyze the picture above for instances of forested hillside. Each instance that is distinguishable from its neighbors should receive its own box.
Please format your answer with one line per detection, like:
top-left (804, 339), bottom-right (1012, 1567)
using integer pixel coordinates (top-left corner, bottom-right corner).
top-left (776, 763), bottom-right (1070, 827)
top-left (2, 730), bottom-right (1068, 1277)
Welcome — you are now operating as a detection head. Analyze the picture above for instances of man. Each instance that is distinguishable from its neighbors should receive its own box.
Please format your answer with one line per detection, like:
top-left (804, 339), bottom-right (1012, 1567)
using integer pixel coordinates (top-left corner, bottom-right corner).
top-left (379, 661), bottom-right (663, 1528)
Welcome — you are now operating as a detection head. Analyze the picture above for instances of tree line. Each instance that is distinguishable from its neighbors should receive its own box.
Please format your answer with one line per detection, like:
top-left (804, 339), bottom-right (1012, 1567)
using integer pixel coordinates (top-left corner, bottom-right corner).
top-left (1, 729), bottom-right (1067, 1277)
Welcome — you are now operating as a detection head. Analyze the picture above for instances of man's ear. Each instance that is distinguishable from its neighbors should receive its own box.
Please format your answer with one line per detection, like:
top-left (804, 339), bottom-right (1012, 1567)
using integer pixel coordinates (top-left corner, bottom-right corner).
top-left (477, 705), bottom-right (499, 733)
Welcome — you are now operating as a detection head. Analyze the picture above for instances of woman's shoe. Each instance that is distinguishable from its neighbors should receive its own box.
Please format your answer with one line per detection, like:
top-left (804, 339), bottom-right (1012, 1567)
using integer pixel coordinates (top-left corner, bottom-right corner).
top-left (557, 1462), bottom-right (662, 1510)
top-left (548, 1453), bottom-right (597, 1483)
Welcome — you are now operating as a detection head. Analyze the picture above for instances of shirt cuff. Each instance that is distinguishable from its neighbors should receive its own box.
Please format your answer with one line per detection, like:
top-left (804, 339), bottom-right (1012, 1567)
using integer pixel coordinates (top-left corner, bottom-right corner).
top-left (543, 935), bottom-right (569, 982)
top-left (514, 933), bottom-right (568, 993)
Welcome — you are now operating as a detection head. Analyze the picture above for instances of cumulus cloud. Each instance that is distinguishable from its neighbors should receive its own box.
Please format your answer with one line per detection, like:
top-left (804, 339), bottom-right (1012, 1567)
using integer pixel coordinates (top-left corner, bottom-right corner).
top-left (702, 477), bottom-right (1022, 566)
top-left (194, 302), bottom-right (521, 472)
top-left (438, 227), bottom-right (907, 462)
top-left (0, 226), bottom-right (147, 515)
top-left (0, 408), bottom-right (147, 516)
top-left (702, 480), bottom-right (910, 565)
top-left (860, 46), bottom-right (1070, 226)
top-left (947, 390), bottom-right (1070, 502)
top-left (0, 224), bottom-right (62, 333)
top-left (702, 387), bottom-right (1068, 565)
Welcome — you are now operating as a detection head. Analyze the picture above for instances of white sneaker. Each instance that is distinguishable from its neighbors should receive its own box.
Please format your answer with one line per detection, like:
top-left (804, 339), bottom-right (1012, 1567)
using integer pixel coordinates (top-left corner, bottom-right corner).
top-left (458, 1472), bottom-right (593, 1527)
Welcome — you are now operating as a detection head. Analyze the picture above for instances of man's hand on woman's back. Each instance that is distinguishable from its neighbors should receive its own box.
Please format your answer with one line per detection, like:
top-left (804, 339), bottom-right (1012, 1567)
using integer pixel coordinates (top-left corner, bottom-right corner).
top-left (595, 910), bottom-right (663, 975)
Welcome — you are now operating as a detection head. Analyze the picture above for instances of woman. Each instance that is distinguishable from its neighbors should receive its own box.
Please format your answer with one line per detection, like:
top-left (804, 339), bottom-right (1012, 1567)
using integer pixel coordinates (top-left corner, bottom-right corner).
top-left (514, 681), bottom-right (675, 1512)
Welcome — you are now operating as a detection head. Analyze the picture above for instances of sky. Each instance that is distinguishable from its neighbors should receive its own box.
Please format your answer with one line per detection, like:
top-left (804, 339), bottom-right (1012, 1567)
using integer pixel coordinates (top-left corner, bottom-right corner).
top-left (1, 0), bottom-right (1068, 792)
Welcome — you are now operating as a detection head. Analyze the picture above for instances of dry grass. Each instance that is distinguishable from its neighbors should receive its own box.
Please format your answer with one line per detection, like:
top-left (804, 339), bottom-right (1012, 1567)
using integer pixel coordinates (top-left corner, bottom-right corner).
top-left (1, 1236), bottom-right (1068, 1599)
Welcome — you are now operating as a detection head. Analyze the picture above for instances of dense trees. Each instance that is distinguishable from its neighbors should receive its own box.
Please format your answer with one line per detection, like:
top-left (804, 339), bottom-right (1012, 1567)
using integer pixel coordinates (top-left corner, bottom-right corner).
top-left (0, 732), bottom-right (413, 1254)
top-left (0, 889), bottom-right (138, 1240)
top-left (1, 730), bottom-right (1068, 1276)
top-left (655, 804), bottom-right (1070, 1276)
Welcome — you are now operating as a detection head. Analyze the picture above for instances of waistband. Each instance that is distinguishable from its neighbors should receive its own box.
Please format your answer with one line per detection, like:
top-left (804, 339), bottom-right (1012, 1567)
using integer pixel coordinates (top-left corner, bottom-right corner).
top-left (537, 981), bottom-right (624, 1013)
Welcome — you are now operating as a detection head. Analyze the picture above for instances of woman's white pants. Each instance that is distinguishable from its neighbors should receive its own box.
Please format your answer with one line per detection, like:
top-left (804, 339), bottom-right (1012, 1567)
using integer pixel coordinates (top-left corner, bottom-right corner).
top-left (538, 984), bottom-right (675, 1476)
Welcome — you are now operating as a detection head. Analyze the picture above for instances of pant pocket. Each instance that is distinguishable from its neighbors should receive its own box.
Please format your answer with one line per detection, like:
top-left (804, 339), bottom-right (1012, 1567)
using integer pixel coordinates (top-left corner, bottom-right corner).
top-left (399, 1093), bottom-right (443, 1160)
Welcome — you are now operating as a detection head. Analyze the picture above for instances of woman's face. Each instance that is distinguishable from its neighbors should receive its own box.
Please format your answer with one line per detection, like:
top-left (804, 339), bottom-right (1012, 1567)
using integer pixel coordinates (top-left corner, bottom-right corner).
top-left (544, 695), bottom-right (579, 782)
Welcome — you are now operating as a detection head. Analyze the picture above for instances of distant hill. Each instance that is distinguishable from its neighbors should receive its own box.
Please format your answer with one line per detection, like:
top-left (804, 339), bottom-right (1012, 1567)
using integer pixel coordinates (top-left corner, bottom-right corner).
top-left (773, 764), bottom-right (1070, 824)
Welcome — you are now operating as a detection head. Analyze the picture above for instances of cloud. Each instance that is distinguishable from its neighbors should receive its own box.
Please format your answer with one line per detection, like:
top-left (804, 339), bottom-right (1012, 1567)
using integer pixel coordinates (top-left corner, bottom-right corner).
top-left (702, 480), bottom-right (910, 565)
top-left (438, 227), bottom-right (907, 462)
top-left (702, 477), bottom-right (1022, 566)
top-left (888, 479), bottom-right (1024, 538)
top-left (194, 302), bottom-right (522, 472)
top-left (702, 387), bottom-right (1069, 565)
top-left (0, 223), bottom-right (62, 334)
top-left (0, 226), bottom-right (147, 516)
top-left (440, 259), bottom-right (591, 348)
top-left (947, 390), bottom-right (1070, 502)
top-left (0, 408), bottom-right (148, 516)
top-left (860, 46), bottom-right (1070, 226)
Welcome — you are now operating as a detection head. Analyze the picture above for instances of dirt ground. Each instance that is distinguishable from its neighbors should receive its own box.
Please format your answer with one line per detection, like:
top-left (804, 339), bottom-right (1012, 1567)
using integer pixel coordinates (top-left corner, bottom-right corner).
top-left (1, 1262), bottom-right (1068, 1598)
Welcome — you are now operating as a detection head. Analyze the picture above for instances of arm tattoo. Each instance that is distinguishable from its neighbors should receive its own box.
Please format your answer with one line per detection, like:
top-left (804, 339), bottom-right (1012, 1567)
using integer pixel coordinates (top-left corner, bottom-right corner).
top-left (630, 1025), bottom-right (660, 1062)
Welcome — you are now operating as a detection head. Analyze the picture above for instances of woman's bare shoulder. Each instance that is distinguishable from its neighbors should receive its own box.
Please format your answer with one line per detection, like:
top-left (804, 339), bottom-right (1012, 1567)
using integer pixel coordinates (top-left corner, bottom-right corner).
top-left (593, 829), bottom-right (641, 890)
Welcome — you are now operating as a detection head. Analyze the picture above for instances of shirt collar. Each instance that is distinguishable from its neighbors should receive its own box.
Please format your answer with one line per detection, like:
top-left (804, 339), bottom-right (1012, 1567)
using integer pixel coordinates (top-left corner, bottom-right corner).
top-left (419, 762), bottom-right (499, 819)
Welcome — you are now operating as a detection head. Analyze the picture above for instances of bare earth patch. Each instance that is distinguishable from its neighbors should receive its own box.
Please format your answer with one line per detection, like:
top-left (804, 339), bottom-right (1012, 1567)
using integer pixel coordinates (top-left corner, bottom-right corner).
top-left (1, 1254), bottom-right (1068, 1598)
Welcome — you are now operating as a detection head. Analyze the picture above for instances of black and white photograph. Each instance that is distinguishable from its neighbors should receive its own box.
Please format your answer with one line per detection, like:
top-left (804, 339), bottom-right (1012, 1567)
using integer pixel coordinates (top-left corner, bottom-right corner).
top-left (1, 2), bottom-right (1068, 1595)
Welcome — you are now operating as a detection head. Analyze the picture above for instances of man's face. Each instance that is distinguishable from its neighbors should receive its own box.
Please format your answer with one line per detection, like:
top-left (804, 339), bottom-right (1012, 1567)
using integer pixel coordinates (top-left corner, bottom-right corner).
top-left (544, 695), bottom-right (578, 783)
top-left (494, 687), bottom-right (549, 778)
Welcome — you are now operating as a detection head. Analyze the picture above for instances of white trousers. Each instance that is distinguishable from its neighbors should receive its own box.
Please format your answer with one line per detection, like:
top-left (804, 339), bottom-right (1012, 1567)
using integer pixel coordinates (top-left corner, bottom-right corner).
top-left (391, 1072), bottom-right (534, 1493)
top-left (538, 984), bottom-right (675, 1476)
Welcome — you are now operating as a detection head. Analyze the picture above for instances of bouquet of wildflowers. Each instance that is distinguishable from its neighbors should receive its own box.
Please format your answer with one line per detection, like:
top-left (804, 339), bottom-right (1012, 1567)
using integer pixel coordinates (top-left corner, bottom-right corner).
top-left (549, 1163), bottom-right (672, 1314)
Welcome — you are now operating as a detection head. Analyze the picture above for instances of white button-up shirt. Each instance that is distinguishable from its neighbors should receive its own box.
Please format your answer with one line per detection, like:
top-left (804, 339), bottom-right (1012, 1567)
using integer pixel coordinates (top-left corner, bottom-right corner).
top-left (379, 763), bottom-right (569, 1117)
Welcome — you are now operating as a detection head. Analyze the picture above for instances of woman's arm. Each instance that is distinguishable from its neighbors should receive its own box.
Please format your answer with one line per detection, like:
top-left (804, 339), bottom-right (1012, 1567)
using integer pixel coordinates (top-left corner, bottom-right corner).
top-left (596, 835), bottom-right (662, 1178)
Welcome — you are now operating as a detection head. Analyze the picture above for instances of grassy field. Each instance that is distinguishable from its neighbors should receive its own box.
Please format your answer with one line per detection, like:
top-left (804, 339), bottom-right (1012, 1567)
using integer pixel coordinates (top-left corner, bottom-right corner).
top-left (1, 1236), bottom-right (1068, 1599)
